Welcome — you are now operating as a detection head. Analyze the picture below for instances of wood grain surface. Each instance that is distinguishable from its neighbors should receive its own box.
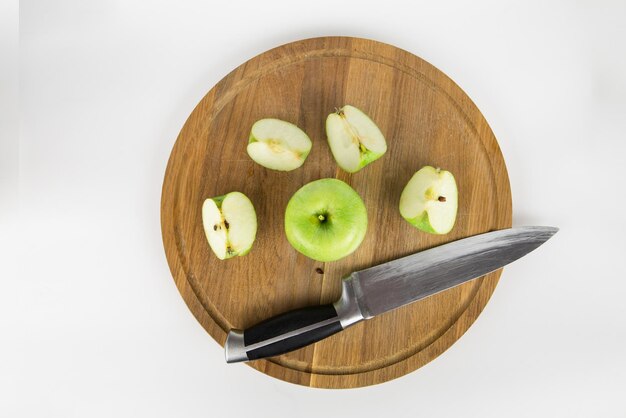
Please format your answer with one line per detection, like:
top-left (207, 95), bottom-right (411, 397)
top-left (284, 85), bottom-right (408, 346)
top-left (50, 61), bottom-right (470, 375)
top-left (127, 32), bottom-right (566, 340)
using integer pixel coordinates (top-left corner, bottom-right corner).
top-left (161, 37), bottom-right (512, 388)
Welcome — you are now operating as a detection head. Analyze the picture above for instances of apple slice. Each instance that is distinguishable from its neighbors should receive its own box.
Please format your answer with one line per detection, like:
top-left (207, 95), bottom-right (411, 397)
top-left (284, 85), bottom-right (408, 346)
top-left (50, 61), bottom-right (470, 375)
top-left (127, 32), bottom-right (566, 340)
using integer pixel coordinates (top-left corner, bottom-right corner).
top-left (326, 105), bottom-right (387, 173)
top-left (202, 191), bottom-right (257, 260)
top-left (399, 166), bottom-right (458, 234)
top-left (247, 118), bottom-right (312, 171)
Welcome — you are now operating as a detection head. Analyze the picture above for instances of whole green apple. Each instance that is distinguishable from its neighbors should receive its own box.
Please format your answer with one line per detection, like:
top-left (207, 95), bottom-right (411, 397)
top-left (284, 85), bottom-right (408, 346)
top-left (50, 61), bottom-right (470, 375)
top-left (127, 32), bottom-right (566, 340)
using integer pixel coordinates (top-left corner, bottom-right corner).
top-left (284, 178), bottom-right (367, 262)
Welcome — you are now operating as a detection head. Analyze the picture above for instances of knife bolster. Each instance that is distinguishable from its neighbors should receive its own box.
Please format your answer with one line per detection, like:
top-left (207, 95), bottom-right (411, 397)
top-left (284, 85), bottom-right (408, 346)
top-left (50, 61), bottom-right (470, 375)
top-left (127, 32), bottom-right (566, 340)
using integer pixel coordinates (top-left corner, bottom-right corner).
top-left (334, 276), bottom-right (366, 328)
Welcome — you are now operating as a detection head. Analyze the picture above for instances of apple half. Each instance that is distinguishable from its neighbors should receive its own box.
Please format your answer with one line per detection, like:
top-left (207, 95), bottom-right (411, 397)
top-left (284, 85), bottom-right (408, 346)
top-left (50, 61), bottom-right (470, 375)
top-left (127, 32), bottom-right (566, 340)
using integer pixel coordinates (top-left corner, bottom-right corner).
top-left (326, 105), bottom-right (387, 173)
top-left (284, 178), bottom-right (367, 262)
top-left (399, 166), bottom-right (458, 234)
top-left (247, 118), bottom-right (312, 171)
top-left (202, 191), bottom-right (257, 260)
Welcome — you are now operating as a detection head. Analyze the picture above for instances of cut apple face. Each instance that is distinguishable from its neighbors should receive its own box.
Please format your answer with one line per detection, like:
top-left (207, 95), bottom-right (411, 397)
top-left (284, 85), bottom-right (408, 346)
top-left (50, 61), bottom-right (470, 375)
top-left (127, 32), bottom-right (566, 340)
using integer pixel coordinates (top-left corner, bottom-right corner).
top-left (202, 191), bottom-right (257, 260)
top-left (326, 105), bottom-right (387, 173)
top-left (247, 118), bottom-right (312, 171)
top-left (399, 166), bottom-right (458, 235)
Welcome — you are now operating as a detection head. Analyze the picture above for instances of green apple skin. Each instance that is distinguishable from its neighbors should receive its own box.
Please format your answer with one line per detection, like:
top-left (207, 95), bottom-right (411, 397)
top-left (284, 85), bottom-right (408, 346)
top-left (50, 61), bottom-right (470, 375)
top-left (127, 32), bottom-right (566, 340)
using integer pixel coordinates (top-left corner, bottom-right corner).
top-left (358, 148), bottom-right (384, 171)
top-left (284, 179), bottom-right (367, 262)
top-left (409, 211), bottom-right (439, 235)
top-left (399, 166), bottom-right (458, 235)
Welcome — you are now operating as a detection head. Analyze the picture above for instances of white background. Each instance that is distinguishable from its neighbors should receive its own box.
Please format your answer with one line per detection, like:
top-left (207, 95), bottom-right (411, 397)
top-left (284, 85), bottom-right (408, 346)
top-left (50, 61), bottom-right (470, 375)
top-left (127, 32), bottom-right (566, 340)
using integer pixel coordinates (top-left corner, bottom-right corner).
top-left (3, 0), bottom-right (626, 417)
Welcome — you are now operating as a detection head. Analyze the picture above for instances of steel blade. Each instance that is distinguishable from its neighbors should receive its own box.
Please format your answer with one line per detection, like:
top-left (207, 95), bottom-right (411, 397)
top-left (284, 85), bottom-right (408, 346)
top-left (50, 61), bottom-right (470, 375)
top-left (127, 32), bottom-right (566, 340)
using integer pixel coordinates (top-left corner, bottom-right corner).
top-left (350, 226), bottom-right (558, 318)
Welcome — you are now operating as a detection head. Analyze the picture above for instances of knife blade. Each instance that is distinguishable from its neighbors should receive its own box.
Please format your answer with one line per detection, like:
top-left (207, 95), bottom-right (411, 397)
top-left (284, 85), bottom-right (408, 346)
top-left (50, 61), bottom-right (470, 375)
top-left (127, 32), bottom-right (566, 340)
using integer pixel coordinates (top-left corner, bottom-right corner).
top-left (225, 226), bottom-right (558, 363)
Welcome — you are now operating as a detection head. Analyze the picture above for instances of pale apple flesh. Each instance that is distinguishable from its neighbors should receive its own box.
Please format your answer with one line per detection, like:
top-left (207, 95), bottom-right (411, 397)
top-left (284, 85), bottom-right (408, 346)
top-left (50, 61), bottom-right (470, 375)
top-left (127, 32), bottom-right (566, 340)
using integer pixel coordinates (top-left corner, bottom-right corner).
top-left (399, 166), bottom-right (458, 234)
top-left (202, 191), bottom-right (257, 260)
top-left (326, 105), bottom-right (387, 173)
top-left (247, 118), bottom-right (312, 171)
top-left (284, 178), bottom-right (368, 262)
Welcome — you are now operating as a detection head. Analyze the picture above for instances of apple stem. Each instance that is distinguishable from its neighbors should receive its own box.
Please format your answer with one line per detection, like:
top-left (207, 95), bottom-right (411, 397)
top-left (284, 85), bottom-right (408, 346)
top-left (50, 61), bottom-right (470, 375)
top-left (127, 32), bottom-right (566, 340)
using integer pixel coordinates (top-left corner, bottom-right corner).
top-left (318, 214), bottom-right (325, 222)
top-left (438, 196), bottom-right (446, 202)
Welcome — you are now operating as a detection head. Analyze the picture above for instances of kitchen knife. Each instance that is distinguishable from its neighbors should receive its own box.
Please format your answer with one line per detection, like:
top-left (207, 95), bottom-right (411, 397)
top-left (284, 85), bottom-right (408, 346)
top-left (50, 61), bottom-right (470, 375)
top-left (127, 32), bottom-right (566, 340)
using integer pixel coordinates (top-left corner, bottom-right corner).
top-left (225, 226), bottom-right (557, 363)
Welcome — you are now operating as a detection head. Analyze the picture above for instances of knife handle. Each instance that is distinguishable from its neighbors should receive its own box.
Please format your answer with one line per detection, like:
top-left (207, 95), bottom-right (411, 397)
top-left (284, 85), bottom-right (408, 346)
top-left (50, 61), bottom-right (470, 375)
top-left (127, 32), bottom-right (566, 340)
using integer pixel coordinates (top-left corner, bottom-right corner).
top-left (225, 278), bottom-right (364, 363)
top-left (225, 304), bottom-right (343, 363)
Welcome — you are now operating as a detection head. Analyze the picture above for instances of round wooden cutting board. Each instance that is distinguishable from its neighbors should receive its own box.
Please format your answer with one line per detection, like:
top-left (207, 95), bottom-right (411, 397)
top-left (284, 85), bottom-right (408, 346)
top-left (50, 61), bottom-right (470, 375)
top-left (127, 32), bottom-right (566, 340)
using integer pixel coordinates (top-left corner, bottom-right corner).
top-left (161, 37), bottom-right (512, 388)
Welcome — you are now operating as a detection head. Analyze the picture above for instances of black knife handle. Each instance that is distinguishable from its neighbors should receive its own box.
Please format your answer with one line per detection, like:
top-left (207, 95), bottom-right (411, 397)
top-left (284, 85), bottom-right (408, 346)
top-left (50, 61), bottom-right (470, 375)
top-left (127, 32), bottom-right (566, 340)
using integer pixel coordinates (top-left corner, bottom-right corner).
top-left (225, 304), bottom-right (344, 363)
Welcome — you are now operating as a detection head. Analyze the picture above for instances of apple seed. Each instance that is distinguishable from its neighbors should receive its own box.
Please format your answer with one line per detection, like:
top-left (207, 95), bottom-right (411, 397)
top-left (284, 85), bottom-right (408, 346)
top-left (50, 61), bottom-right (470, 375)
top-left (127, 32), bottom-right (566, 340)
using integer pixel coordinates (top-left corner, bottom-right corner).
top-left (315, 267), bottom-right (324, 274)
top-left (438, 196), bottom-right (447, 202)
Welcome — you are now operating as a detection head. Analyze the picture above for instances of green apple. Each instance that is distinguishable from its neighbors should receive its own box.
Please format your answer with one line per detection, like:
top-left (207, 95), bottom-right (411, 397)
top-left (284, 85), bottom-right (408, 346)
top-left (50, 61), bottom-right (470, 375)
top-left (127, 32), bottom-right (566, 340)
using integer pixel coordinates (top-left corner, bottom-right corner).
top-left (247, 118), bottom-right (312, 171)
top-left (399, 166), bottom-right (458, 234)
top-left (284, 178), bottom-right (367, 262)
top-left (325, 105), bottom-right (387, 173)
top-left (202, 191), bottom-right (257, 260)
